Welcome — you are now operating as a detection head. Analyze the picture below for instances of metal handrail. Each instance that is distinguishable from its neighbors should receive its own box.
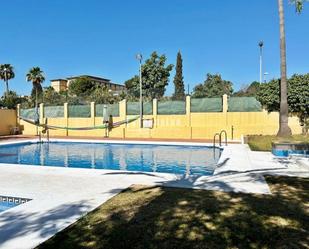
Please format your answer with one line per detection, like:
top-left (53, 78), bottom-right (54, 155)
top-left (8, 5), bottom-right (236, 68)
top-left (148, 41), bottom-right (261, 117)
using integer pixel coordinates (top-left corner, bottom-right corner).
top-left (220, 130), bottom-right (228, 146)
top-left (47, 129), bottom-right (50, 142)
top-left (213, 130), bottom-right (228, 148)
top-left (213, 133), bottom-right (220, 147)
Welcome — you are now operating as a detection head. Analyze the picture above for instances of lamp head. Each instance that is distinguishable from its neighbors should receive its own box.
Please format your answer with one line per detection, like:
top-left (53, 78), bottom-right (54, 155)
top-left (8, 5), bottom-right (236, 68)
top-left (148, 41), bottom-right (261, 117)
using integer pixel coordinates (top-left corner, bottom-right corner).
top-left (136, 53), bottom-right (143, 62)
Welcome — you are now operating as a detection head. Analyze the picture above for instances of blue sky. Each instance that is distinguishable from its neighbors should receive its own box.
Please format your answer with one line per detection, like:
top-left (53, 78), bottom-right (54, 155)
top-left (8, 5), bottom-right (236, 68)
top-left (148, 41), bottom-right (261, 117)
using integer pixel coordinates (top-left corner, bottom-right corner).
top-left (0, 0), bottom-right (308, 96)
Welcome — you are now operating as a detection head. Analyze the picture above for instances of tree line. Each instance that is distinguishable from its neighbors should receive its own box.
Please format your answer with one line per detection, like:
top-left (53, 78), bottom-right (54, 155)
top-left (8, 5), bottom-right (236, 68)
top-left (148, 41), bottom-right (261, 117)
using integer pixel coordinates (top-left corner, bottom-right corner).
top-left (0, 66), bottom-right (125, 108)
top-left (0, 51), bottom-right (270, 108)
top-left (1, 53), bottom-right (308, 124)
top-left (0, 51), bottom-right (185, 108)
top-left (0, 66), bottom-right (45, 109)
top-left (1, 57), bottom-right (307, 131)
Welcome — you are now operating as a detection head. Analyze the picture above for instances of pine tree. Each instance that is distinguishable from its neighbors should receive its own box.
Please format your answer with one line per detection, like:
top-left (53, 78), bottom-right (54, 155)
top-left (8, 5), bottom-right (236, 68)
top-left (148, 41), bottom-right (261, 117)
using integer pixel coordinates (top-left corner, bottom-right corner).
top-left (173, 51), bottom-right (185, 100)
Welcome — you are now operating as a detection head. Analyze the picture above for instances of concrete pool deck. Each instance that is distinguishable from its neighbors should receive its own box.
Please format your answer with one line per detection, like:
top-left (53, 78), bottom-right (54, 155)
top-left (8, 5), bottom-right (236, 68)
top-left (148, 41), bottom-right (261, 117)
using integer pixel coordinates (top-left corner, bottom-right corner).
top-left (0, 138), bottom-right (308, 249)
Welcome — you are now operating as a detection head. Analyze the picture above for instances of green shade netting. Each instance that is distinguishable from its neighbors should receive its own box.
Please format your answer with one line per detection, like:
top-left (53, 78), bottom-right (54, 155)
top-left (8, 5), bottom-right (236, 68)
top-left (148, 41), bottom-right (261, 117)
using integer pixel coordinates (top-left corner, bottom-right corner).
top-left (68, 104), bottom-right (91, 118)
top-left (20, 108), bottom-right (39, 120)
top-left (127, 102), bottom-right (153, 115)
top-left (44, 106), bottom-right (64, 118)
top-left (228, 97), bottom-right (262, 112)
top-left (95, 104), bottom-right (120, 117)
top-left (191, 98), bottom-right (222, 112)
top-left (157, 100), bottom-right (186, 115)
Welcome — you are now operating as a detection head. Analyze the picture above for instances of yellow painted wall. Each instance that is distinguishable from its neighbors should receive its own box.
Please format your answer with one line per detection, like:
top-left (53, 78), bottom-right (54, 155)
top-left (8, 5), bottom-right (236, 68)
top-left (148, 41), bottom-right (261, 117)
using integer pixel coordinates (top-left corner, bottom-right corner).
top-left (17, 98), bottom-right (303, 140)
top-left (19, 119), bottom-right (37, 135)
top-left (0, 109), bottom-right (17, 135)
top-left (47, 118), bottom-right (67, 136)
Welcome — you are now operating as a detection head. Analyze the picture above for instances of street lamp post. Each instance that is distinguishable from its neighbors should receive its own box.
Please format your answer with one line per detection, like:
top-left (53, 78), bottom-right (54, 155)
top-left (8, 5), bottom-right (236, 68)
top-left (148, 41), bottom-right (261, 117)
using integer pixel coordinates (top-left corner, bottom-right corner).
top-left (263, 72), bottom-right (269, 83)
top-left (259, 41), bottom-right (264, 84)
top-left (136, 53), bottom-right (143, 128)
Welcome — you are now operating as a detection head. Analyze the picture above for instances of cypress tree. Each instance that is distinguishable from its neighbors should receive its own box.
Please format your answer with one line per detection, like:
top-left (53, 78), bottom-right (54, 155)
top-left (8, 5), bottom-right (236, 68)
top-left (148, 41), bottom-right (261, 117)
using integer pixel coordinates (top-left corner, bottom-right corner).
top-left (173, 51), bottom-right (185, 100)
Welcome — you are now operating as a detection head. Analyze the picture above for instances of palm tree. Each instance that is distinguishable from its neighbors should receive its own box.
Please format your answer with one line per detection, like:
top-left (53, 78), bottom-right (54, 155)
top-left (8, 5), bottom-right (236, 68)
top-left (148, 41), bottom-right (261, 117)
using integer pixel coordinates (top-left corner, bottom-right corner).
top-left (277, 0), bottom-right (304, 136)
top-left (0, 64), bottom-right (15, 96)
top-left (26, 67), bottom-right (45, 120)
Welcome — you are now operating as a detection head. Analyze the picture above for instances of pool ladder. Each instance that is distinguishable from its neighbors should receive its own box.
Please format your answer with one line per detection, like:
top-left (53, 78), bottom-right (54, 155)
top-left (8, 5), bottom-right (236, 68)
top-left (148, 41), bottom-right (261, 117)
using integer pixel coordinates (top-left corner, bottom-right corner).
top-left (213, 130), bottom-right (228, 147)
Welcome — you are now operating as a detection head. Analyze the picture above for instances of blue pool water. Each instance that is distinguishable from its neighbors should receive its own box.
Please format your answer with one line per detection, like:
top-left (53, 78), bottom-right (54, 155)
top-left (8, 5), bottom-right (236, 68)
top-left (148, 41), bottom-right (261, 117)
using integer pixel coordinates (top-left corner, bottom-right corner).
top-left (0, 142), bottom-right (221, 176)
top-left (0, 196), bottom-right (31, 213)
top-left (272, 149), bottom-right (309, 157)
top-left (0, 200), bottom-right (18, 213)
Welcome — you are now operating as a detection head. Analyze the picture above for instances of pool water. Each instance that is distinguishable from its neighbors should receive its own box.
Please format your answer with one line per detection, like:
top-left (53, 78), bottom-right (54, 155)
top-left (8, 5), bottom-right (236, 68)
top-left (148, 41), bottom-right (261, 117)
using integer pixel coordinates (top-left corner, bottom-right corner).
top-left (0, 142), bottom-right (221, 176)
top-left (272, 149), bottom-right (309, 157)
top-left (0, 196), bottom-right (31, 213)
top-left (272, 142), bottom-right (309, 157)
top-left (0, 200), bottom-right (18, 213)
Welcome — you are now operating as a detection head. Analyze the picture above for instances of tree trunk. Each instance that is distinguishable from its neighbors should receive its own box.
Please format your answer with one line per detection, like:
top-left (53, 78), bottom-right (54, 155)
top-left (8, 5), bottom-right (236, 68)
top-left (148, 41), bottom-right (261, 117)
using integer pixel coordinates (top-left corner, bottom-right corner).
top-left (277, 0), bottom-right (292, 137)
top-left (5, 79), bottom-right (9, 96)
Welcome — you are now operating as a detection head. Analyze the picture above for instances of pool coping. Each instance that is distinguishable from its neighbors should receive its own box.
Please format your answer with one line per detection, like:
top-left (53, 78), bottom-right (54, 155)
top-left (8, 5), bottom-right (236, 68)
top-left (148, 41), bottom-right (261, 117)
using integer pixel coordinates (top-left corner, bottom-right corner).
top-left (0, 137), bottom-right (218, 147)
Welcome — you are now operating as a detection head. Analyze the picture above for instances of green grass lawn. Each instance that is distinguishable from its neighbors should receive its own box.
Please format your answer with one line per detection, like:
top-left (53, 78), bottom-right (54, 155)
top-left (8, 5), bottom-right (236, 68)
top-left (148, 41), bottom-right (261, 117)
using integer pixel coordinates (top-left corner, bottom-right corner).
top-left (38, 176), bottom-right (309, 249)
top-left (247, 134), bottom-right (309, 151)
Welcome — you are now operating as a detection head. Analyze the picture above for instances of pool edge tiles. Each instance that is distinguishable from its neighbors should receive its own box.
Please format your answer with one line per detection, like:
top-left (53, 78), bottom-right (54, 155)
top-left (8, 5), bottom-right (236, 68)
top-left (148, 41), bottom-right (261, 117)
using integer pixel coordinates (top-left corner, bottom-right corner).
top-left (0, 138), bottom-right (217, 148)
top-left (49, 138), bottom-right (216, 147)
top-left (0, 195), bottom-right (32, 213)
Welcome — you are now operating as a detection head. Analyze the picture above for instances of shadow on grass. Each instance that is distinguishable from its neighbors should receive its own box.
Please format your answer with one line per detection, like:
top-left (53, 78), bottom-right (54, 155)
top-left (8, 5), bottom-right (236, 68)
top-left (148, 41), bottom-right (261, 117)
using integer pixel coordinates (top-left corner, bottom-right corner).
top-left (38, 176), bottom-right (309, 249)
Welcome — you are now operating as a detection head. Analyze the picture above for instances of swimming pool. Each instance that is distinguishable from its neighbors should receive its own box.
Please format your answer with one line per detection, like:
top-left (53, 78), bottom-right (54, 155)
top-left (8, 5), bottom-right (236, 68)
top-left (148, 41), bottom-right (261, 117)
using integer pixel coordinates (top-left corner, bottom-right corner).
top-left (272, 149), bottom-right (309, 157)
top-left (0, 196), bottom-right (31, 213)
top-left (272, 142), bottom-right (309, 157)
top-left (0, 141), bottom-right (221, 176)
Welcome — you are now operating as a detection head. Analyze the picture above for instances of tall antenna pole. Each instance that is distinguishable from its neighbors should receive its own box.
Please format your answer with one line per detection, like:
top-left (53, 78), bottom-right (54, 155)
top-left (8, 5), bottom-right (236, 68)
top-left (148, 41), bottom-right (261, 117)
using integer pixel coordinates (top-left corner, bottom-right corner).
top-left (259, 41), bottom-right (264, 83)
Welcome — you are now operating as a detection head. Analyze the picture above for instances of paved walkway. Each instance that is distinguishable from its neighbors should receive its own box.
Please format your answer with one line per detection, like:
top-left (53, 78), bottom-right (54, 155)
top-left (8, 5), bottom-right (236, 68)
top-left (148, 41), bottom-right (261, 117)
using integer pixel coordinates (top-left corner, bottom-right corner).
top-left (0, 139), bottom-right (308, 249)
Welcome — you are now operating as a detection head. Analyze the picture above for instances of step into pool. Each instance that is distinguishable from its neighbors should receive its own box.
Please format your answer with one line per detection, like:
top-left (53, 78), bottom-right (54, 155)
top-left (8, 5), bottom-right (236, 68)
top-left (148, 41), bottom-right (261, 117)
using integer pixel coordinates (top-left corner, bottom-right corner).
top-left (0, 141), bottom-right (221, 176)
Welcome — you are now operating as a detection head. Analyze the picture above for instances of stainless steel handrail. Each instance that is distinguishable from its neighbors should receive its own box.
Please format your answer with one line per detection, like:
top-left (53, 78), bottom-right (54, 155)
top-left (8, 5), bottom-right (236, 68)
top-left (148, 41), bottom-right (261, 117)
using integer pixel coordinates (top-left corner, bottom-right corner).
top-left (213, 130), bottom-right (228, 148)
top-left (213, 133), bottom-right (220, 147)
top-left (47, 129), bottom-right (50, 142)
top-left (220, 130), bottom-right (228, 146)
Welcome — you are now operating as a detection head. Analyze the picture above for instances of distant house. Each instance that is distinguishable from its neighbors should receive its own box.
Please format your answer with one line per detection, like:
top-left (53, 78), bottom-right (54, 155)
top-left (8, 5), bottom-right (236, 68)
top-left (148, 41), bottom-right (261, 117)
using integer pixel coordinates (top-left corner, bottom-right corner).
top-left (50, 75), bottom-right (126, 94)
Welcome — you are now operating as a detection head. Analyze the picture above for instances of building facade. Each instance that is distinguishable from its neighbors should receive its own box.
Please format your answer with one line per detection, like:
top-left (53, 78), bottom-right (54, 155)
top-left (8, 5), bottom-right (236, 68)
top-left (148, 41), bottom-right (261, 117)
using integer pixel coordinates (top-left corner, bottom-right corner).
top-left (51, 75), bottom-right (126, 94)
